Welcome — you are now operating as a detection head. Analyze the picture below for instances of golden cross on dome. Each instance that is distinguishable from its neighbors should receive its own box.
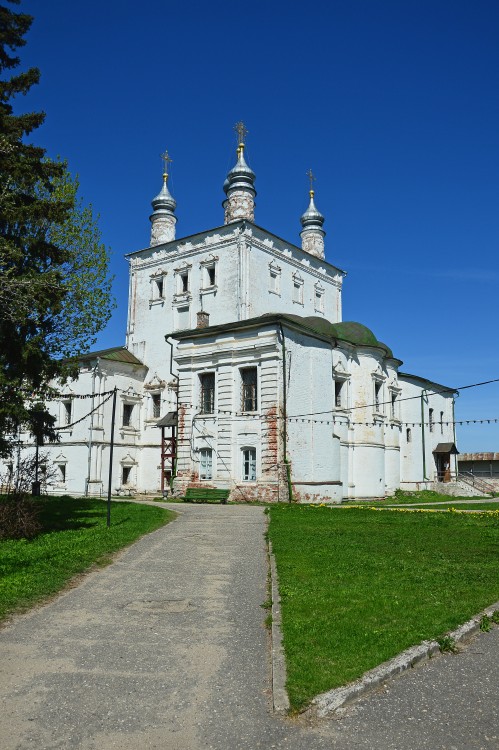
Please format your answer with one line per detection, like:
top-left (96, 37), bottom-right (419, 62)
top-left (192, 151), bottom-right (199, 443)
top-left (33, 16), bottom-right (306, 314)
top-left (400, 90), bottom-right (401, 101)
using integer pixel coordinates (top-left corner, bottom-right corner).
top-left (160, 149), bottom-right (172, 178)
top-left (306, 169), bottom-right (316, 194)
top-left (234, 121), bottom-right (248, 146)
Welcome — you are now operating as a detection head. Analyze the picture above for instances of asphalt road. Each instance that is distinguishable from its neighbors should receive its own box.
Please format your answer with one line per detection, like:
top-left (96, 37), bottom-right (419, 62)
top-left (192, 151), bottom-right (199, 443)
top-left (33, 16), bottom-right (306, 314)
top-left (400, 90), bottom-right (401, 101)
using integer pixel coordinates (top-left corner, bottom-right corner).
top-left (0, 502), bottom-right (497, 749)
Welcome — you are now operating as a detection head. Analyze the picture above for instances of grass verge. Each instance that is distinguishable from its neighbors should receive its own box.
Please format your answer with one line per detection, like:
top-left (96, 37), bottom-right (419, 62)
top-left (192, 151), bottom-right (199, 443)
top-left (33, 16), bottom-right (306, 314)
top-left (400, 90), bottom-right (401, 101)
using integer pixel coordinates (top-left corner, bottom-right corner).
top-left (268, 504), bottom-right (499, 712)
top-left (0, 496), bottom-right (174, 624)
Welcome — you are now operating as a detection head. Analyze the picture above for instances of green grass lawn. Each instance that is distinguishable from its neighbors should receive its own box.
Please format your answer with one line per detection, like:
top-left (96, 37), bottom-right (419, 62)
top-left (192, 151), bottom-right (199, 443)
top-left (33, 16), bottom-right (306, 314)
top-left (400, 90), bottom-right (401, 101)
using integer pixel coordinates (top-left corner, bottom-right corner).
top-left (348, 489), bottom-right (491, 505)
top-left (405, 503), bottom-right (499, 511)
top-left (268, 504), bottom-right (499, 712)
top-left (0, 496), bottom-right (174, 623)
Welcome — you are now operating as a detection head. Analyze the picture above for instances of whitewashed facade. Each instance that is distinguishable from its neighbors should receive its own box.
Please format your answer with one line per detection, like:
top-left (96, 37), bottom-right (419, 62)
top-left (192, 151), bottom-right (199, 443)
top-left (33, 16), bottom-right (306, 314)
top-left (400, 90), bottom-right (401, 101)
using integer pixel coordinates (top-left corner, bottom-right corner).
top-left (10, 136), bottom-right (457, 500)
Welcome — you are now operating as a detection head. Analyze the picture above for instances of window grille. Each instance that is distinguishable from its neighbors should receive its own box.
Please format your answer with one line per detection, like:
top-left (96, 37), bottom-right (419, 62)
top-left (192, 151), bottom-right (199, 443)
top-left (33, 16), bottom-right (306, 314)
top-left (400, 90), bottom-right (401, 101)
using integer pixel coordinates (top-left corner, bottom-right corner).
top-left (200, 373), bottom-right (215, 414)
top-left (242, 448), bottom-right (256, 481)
top-left (200, 448), bottom-right (213, 479)
top-left (241, 368), bottom-right (258, 411)
top-left (429, 408), bottom-right (434, 432)
top-left (152, 394), bottom-right (161, 418)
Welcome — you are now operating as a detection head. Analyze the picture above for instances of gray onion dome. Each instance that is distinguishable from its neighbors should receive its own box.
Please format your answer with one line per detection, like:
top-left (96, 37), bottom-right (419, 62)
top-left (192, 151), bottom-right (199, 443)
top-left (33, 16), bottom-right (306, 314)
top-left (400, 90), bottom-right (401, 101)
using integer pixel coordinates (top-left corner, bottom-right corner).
top-left (300, 190), bottom-right (324, 229)
top-left (151, 174), bottom-right (176, 217)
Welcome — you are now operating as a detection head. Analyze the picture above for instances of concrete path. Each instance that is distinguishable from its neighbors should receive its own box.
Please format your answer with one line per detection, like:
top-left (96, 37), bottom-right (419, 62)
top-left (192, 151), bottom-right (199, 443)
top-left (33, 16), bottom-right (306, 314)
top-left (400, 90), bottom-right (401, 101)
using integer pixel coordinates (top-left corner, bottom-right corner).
top-left (0, 502), bottom-right (498, 749)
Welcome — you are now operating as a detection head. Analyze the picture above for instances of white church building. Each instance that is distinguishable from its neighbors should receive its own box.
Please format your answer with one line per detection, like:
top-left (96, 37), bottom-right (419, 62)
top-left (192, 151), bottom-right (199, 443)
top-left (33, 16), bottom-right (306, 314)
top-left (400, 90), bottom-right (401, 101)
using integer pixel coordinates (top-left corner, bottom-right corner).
top-left (16, 128), bottom-right (458, 501)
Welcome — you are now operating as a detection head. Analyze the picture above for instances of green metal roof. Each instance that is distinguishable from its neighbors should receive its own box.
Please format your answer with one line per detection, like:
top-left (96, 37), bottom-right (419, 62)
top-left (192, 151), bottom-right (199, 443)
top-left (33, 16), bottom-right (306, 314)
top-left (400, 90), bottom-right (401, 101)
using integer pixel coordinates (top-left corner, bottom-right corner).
top-left (77, 346), bottom-right (144, 366)
top-left (172, 313), bottom-right (396, 358)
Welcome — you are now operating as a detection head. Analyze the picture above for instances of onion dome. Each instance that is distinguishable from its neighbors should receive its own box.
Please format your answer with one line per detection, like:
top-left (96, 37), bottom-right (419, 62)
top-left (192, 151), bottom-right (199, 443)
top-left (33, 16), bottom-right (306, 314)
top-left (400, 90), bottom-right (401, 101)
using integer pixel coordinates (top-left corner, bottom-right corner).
top-left (151, 173), bottom-right (176, 217)
top-left (149, 152), bottom-right (177, 246)
top-left (300, 189), bottom-right (325, 231)
top-left (223, 122), bottom-right (256, 224)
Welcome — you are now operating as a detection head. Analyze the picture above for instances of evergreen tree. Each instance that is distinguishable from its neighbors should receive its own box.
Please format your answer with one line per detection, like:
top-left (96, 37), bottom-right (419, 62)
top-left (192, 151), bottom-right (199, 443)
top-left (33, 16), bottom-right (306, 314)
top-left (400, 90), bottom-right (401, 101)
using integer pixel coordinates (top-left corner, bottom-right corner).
top-left (0, 1), bottom-right (114, 456)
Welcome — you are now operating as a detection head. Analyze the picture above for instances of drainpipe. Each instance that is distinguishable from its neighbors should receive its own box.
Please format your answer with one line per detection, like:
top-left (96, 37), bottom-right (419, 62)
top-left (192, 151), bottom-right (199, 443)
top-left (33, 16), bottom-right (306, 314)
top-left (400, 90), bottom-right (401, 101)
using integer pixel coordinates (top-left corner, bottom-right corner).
top-left (165, 336), bottom-right (179, 487)
top-left (421, 389), bottom-right (427, 482)
top-left (278, 323), bottom-right (293, 503)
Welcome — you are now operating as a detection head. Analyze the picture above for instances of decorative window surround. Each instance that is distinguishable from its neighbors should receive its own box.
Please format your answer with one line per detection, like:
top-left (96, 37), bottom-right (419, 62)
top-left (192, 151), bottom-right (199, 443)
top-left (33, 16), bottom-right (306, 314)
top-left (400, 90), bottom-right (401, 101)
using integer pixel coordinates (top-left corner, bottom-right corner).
top-left (292, 272), bottom-right (304, 305)
top-left (268, 260), bottom-right (281, 296)
top-left (372, 373), bottom-right (386, 416)
top-left (149, 268), bottom-right (167, 305)
top-left (314, 283), bottom-right (325, 314)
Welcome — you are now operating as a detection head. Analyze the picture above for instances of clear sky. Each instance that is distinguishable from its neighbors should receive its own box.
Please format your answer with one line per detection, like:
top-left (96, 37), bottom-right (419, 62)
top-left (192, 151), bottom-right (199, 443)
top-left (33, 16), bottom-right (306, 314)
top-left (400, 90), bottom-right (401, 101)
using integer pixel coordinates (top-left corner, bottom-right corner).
top-left (16, 0), bottom-right (499, 452)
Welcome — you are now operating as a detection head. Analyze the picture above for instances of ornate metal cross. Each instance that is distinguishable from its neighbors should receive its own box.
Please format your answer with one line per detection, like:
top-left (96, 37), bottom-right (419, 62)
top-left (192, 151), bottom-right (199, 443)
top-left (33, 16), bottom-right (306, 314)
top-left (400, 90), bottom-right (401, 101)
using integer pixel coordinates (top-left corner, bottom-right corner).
top-left (234, 121), bottom-right (248, 145)
top-left (161, 149), bottom-right (173, 175)
top-left (306, 168), bottom-right (316, 192)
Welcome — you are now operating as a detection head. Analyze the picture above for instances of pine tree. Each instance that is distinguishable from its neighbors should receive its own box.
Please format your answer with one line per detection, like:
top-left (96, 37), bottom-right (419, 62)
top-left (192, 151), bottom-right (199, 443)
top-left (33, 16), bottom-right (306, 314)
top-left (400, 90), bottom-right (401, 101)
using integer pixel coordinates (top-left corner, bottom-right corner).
top-left (0, 2), bottom-right (114, 456)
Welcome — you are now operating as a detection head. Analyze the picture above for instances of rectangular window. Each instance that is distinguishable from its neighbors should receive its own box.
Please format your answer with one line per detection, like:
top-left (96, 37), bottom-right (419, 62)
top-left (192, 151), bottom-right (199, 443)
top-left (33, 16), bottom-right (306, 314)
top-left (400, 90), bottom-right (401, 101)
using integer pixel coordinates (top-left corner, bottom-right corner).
top-left (315, 289), bottom-right (324, 312)
top-left (62, 400), bottom-right (72, 425)
top-left (207, 266), bottom-right (216, 286)
top-left (156, 278), bottom-right (164, 298)
top-left (180, 271), bottom-right (189, 293)
top-left (242, 447), bottom-right (256, 481)
top-left (374, 382), bottom-right (382, 413)
top-left (58, 464), bottom-right (66, 482)
top-left (200, 448), bottom-right (213, 480)
top-left (293, 281), bottom-right (303, 304)
top-left (177, 306), bottom-right (190, 330)
top-left (335, 380), bottom-right (344, 408)
top-left (270, 270), bottom-right (279, 293)
top-left (123, 403), bottom-right (134, 427)
top-left (406, 428), bottom-right (412, 443)
top-left (152, 393), bottom-right (161, 418)
top-left (200, 372), bottom-right (215, 414)
top-left (440, 411), bottom-right (444, 434)
top-left (429, 408), bottom-right (434, 433)
top-left (122, 466), bottom-right (132, 484)
top-left (241, 368), bottom-right (258, 411)
top-left (391, 393), bottom-right (397, 419)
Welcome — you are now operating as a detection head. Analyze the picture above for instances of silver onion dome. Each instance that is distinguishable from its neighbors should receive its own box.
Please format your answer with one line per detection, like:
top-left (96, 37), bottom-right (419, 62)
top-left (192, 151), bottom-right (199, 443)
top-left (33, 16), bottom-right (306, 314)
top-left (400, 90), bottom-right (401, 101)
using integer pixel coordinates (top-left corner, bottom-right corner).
top-left (300, 191), bottom-right (324, 229)
top-left (151, 174), bottom-right (176, 216)
top-left (225, 144), bottom-right (256, 197)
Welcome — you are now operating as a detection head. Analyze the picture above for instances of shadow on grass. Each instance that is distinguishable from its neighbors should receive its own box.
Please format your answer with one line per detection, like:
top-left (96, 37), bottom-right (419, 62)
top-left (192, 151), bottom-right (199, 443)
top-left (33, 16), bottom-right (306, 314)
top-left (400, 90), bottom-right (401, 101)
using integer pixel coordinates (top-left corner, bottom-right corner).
top-left (35, 496), bottom-right (107, 532)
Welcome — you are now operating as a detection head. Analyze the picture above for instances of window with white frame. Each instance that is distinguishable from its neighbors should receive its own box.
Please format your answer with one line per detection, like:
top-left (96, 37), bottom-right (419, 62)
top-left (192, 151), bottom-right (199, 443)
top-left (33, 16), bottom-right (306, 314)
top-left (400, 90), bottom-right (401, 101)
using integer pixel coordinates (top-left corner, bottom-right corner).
top-left (314, 285), bottom-right (324, 313)
top-left (269, 263), bottom-right (281, 295)
top-left (206, 265), bottom-right (216, 287)
top-left (200, 448), bottom-right (213, 479)
top-left (374, 381), bottom-right (383, 413)
top-left (241, 368), bottom-right (258, 411)
top-left (122, 403), bottom-right (134, 428)
top-left (155, 277), bottom-right (164, 298)
top-left (122, 466), bottom-right (132, 485)
top-left (179, 270), bottom-right (189, 293)
top-left (199, 372), bottom-right (215, 414)
top-left (242, 447), bottom-right (256, 481)
top-left (151, 393), bottom-right (161, 419)
top-left (57, 463), bottom-right (66, 482)
top-left (334, 378), bottom-right (347, 409)
top-left (62, 399), bottom-right (72, 426)
top-left (390, 392), bottom-right (398, 419)
top-left (292, 276), bottom-right (304, 304)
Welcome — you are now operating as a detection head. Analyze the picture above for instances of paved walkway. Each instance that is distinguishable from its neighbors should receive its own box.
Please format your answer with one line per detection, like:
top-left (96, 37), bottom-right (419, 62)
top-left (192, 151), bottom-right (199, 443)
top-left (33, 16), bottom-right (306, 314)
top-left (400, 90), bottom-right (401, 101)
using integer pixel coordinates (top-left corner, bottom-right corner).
top-left (0, 503), bottom-right (498, 749)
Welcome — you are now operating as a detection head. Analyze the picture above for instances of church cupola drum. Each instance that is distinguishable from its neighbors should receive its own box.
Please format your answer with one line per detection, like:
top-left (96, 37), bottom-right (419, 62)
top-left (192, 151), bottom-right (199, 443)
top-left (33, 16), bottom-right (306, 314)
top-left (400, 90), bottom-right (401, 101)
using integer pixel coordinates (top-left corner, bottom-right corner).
top-left (223, 122), bottom-right (256, 224)
top-left (300, 169), bottom-right (326, 259)
top-left (150, 150), bottom-right (177, 246)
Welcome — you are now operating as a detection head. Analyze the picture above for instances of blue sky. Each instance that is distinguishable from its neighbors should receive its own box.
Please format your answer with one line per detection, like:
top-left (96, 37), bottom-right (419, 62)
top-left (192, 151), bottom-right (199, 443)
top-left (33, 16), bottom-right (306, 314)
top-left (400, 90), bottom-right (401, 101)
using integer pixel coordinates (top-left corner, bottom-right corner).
top-left (17, 0), bottom-right (499, 452)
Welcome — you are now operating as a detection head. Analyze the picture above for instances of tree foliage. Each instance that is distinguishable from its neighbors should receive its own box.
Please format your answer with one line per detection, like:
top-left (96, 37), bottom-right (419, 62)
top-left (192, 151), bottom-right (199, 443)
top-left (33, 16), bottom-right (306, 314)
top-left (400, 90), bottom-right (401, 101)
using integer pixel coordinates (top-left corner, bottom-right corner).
top-left (0, 1), bottom-right (114, 455)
